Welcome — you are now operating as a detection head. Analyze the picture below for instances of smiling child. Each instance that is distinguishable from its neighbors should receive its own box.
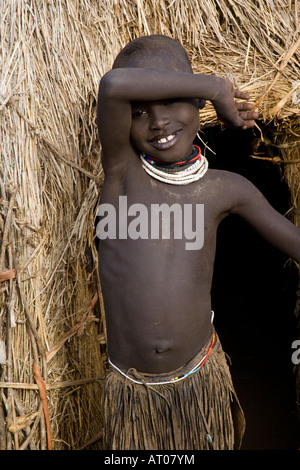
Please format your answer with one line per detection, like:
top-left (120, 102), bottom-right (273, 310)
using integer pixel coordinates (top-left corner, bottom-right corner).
top-left (96, 35), bottom-right (300, 450)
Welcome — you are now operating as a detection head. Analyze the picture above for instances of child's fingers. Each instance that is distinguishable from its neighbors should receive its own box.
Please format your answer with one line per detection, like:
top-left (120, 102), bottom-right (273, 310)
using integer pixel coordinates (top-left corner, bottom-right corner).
top-left (234, 89), bottom-right (251, 100)
top-left (239, 110), bottom-right (259, 121)
top-left (236, 101), bottom-right (254, 111)
top-left (241, 119), bottom-right (257, 129)
top-left (235, 100), bottom-right (259, 127)
top-left (226, 109), bottom-right (258, 129)
top-left (238, 111), bottom-right (259, 129)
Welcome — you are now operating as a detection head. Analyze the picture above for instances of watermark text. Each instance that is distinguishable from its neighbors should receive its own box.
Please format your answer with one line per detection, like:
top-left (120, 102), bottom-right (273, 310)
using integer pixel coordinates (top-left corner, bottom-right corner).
top-left (96, 196), bottom-right (204, 250)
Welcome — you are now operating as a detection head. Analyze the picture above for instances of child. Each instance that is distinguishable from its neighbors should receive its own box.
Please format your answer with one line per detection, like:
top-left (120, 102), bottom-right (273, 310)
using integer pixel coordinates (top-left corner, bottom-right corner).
top-left (96, 35), bottom-right (300, 450)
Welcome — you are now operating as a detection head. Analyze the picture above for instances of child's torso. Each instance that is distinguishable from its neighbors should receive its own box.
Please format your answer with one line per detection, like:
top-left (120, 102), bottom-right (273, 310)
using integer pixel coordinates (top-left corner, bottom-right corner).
top-left (98, 159), bottom-right (231, 373)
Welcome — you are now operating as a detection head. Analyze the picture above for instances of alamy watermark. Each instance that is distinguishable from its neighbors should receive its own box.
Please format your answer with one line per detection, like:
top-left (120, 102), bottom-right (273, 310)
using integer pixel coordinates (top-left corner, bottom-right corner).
top-left (96, 197), bottom-right (300, 364)
top-left (96, 196), bottom-right (204, 250)
top-left (292, 340), bottom-right (300, 365)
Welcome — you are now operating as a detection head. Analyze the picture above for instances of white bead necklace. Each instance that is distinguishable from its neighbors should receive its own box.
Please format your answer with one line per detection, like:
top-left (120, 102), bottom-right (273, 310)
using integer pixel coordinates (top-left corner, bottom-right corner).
top-left (140, 151), bottom-right (208, 185)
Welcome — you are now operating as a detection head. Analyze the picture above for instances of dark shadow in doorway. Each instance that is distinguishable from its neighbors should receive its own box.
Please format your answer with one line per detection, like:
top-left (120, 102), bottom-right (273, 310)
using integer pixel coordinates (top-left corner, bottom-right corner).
top-left (195, 124), bottom-right (300, 450)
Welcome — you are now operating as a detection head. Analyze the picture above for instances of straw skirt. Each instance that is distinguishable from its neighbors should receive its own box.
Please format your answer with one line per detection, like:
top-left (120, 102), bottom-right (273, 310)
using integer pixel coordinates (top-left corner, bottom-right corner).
top-left (103, 333), bottom-right (245, 450)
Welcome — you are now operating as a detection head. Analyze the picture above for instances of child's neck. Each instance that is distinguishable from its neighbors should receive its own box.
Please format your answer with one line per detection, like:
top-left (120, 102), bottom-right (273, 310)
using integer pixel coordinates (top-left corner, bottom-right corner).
top-left (139, 145), bottom-right (208, 185)
top-left (142, 145), bottom-right (201, 170)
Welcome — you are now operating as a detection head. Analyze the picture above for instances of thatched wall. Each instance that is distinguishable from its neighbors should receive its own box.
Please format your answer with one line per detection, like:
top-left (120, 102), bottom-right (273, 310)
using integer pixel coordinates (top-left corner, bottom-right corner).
top-left (0, 0), bottom-right (299, 450)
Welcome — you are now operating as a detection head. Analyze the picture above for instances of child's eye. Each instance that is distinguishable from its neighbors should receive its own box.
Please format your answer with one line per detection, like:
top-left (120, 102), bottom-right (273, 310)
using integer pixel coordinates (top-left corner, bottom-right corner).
top-left (132, 109), bottom-right (147, 118)
top-left (164, 99), bottom-right (177, 106)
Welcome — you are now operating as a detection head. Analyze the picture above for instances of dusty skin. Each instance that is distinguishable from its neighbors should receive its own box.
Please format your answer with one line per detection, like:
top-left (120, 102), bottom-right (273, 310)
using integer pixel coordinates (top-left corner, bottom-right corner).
top-left (97, 39), bottom-right (300, 375)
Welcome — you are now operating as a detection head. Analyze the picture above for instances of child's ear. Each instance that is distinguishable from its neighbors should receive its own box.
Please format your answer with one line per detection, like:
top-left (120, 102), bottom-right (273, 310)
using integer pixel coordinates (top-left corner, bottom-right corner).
top-left (198, 99), bottom-right (206, 110)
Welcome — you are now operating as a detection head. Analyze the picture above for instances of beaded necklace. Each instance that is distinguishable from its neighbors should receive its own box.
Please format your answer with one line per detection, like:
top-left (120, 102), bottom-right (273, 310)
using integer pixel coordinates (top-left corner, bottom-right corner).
top-left (144, 145), bottom-right (200, 168)
top-left (140, 145), bottom-right (208, 185)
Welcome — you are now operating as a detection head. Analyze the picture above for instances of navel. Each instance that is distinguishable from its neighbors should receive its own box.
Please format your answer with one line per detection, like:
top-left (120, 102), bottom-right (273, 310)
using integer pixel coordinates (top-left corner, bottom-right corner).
top-left (154, 340), bottom-right (170, 354)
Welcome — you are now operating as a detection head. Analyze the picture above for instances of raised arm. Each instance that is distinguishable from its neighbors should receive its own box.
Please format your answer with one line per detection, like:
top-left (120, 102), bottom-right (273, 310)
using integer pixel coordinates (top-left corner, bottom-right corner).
top-left (227, 173), bottom-right (300, 263)
top-left (97, 68), bottom-right (257, 173)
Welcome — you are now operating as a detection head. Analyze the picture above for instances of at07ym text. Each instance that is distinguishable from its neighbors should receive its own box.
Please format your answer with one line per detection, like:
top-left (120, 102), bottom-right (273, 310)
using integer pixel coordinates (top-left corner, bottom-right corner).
top-left (146, 454), bottom-right (194, 465)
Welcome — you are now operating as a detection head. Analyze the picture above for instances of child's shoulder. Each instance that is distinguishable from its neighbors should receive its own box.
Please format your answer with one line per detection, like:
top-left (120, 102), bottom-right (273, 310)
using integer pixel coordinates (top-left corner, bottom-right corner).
top-left (205, 168), bottom-right (261, 208)
top-left (206, 168), bottom-right (252, 188)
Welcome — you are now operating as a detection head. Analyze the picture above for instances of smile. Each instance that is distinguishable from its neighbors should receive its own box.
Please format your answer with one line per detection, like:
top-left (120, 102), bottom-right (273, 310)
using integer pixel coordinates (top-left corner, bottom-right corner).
top-left (149, 130), bottom-right (182, 150)
top-left (156, 134), bottom-right (176, 144)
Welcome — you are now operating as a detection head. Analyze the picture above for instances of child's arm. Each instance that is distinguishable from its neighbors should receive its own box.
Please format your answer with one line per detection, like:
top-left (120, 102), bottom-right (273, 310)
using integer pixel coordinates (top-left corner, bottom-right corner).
top-left (97, 68), bottom-right (258, 173)
top-left (227, 173), bottom-right (300, 263)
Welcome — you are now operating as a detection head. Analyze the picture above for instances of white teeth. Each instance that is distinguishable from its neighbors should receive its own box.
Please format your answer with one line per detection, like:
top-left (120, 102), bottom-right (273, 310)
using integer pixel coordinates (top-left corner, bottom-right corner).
top-left (157, 134), bottom-right (175, 144)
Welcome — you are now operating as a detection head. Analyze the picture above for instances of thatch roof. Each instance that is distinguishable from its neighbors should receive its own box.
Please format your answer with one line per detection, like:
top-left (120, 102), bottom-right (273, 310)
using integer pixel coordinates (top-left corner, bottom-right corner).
top-left (0, 0), bottom-right (299, 450)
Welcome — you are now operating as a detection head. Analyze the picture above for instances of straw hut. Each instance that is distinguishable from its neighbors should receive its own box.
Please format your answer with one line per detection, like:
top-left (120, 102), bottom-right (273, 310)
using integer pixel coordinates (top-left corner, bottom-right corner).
top-left (0, 0), bottom-right (299, 450)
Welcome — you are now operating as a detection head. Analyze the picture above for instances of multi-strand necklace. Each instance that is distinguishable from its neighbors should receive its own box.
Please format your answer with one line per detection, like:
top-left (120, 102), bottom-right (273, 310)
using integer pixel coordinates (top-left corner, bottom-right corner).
top-left (140, 145), bottom-right (208, 185)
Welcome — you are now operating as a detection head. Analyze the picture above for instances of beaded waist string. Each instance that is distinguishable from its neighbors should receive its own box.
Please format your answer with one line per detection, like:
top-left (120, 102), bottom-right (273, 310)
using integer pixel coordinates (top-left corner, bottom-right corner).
top-left (108, 333), bottom-right (215, 386)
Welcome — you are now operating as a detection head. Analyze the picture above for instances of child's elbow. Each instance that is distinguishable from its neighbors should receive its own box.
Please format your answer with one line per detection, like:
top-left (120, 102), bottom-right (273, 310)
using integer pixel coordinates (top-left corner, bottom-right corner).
top-left (291, 231), bottom-right (300, 263)
top-left (296, 235), bottom-right (300, 263)
top-left (99, 70), bottom-right (121, 100)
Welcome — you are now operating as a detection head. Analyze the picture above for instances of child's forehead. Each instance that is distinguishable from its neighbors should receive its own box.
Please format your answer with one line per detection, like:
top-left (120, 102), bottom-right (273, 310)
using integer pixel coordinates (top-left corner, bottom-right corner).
top-left (124, 52), bottom-right (192, 73)
top-left (131, 98), bottom-right (174, 108)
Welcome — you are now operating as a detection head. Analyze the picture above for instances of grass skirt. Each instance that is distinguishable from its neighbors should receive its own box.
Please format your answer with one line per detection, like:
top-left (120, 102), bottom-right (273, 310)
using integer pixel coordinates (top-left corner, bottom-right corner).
top-left (103, 333), bottom-right (245, 450)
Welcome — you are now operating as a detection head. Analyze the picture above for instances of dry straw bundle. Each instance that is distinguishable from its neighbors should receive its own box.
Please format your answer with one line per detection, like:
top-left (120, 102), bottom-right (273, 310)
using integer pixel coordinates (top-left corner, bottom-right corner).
top-left (0, 0), bottom-right (299, 450)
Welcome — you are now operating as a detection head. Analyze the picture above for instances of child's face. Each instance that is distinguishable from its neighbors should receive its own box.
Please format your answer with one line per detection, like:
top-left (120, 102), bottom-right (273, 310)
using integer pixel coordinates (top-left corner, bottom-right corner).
top-left (130, 98), bottom-right (200, 161)
top-left (122, 49), bottom-right (199, 161)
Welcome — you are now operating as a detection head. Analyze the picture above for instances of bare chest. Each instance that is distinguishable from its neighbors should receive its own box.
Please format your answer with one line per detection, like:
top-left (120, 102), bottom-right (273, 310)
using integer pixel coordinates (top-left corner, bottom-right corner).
top-left (99, 163), bottom-right (227, 246)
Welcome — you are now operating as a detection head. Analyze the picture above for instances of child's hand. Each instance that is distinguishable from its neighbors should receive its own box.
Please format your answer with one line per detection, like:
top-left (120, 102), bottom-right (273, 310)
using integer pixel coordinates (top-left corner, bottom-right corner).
top-left (212, 79), bottom-right (259, 130)
top-left (234, 89), bottom-right (259, 129)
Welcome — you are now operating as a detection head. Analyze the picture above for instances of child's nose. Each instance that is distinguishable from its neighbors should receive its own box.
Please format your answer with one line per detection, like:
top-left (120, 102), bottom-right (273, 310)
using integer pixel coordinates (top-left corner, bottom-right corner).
top-left (149, 107), bottom-right (171, 130)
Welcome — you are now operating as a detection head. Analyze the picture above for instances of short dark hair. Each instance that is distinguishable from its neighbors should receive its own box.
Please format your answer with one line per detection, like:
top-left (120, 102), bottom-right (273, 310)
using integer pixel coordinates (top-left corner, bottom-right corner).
top-left (113, 35), bottom-right (193, 73)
